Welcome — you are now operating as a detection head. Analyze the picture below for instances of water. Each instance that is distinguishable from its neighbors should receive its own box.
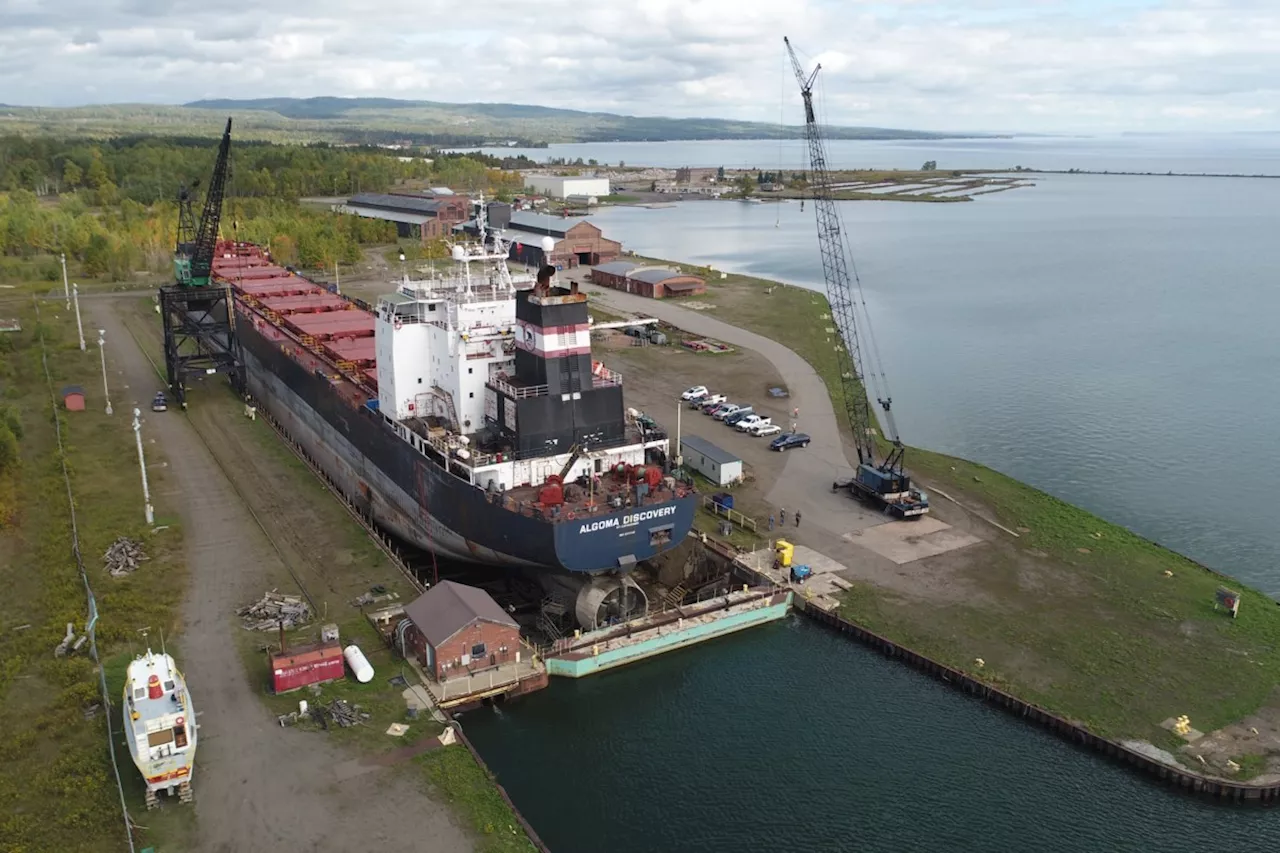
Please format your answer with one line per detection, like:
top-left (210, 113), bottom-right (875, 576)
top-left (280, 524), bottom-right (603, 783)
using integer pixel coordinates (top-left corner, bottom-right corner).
top-left (459, 133), bottom-right (1280, 174)
top-left (464, 619), bottom-right (1280, 852)
top-left (584, 173), bottom-right (1280, 593)
top-left (461, 140), bottom-right (1280, 849)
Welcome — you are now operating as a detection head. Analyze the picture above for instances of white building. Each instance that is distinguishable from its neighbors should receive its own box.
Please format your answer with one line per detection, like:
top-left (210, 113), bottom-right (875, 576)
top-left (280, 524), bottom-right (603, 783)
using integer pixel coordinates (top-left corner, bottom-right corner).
top-left (522, 174), bottom-right (610, 200)
top-left (680, 436), bottom-right (743, 486)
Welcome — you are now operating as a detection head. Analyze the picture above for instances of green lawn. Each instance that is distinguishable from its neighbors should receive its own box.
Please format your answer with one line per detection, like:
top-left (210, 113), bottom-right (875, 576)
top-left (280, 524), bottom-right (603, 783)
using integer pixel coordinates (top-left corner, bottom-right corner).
top-left (0, 297), bottom-right (191, 851)
top-left (416, 745), bottom-right (538, 853)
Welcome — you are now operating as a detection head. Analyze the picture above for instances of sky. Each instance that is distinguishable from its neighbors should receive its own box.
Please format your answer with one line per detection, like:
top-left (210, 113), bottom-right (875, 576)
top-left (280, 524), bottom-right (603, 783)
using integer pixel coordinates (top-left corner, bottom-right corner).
top-left (1, 0), bottom-right (1278, 132)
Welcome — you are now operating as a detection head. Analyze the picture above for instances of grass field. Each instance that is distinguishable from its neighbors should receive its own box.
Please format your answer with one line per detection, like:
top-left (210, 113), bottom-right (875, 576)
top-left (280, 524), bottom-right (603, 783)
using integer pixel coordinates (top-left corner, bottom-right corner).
top-left (633, 252), bottom-right (1280, 770)
top-left (0, 295), bottom-right (192, 851)
top-left (417, 746), bottom-right (539, 853)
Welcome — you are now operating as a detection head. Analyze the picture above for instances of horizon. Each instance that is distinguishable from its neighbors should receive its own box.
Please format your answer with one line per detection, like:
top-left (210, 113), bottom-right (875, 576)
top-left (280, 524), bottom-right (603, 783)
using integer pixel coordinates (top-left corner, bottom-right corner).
top-left (2, 1), bottom-right (1277, 134)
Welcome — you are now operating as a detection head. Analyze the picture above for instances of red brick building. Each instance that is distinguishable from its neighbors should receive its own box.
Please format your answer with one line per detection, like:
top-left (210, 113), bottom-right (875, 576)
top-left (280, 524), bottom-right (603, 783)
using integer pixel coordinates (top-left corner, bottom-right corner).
top-left (402, 581), bottom-right (521, 681)
top-left (339, 191), bottom-right (471, 243)
top-left (590, 263), bottom-right (706, 299)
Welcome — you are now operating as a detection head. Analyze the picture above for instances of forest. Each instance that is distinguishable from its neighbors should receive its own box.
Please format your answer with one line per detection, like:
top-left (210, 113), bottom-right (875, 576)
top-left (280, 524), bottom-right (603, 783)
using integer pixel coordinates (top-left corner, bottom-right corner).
top-left (0, 135), bottom-right (524, 279)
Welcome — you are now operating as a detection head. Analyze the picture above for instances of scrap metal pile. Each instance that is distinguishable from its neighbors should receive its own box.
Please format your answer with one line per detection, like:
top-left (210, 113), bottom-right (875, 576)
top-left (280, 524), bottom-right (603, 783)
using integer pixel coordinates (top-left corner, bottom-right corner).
top-left (104, 537), bottom-right (149, 577)
top-left (238, 590), bottom-right (311, 631)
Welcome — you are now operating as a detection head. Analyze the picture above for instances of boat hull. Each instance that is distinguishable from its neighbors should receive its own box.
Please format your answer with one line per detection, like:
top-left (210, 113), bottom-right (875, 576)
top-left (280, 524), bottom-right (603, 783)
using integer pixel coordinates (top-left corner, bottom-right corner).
top-left (237, 321), bottom-right (697, 574)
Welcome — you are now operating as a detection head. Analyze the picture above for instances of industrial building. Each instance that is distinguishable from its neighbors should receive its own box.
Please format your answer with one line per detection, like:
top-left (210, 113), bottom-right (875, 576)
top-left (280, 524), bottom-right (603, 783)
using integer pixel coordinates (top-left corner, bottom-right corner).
top-left (402, 581), bottom-right (522, 681)
top-left (522, 174), bottom-right (610, 200)
top-left (457, 205), bottom-right (622, 269)
top-left (334, 191), bottom-right (470, 242)
top-left (681, 435), bottom-right (743, 486)
top-left (590, 262), bottom-right (706, 299)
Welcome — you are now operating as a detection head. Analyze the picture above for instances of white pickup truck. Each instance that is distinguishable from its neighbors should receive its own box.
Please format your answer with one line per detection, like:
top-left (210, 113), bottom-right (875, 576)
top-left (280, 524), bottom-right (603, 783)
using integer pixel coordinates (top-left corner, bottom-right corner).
top-left (735, 414), bottom-right (771, 432)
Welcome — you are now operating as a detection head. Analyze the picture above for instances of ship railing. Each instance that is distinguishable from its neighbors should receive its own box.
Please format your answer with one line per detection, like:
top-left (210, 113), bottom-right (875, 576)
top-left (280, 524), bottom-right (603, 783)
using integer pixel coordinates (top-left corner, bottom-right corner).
top-left (489, 377), bottom-right (549, 399)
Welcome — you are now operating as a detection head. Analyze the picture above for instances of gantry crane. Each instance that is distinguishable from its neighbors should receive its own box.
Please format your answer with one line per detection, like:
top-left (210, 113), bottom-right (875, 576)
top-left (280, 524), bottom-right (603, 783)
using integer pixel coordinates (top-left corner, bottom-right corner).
top-left (159, 118), bottom-right (244, 406)
top-left (784, 38), bottom-right (929, 518)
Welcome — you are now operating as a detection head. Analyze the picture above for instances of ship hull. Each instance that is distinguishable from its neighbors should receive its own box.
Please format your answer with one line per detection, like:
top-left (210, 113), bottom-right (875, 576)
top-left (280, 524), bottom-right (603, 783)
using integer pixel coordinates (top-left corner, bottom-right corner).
top-left (237, 320), bottom-right (697, 573)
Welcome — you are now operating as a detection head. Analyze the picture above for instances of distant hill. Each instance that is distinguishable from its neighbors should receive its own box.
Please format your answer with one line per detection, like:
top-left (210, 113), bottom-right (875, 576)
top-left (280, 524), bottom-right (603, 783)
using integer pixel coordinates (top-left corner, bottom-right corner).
top-left (181, 96), bottom-right (984, 144)
top-left (0, 96), bottom-right (998, 146)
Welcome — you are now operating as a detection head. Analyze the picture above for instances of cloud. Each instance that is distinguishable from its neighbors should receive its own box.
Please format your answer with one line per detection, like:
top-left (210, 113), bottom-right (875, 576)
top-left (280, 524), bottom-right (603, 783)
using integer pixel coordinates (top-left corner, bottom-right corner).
top-left (0, 0), bottom-right (1277, 131)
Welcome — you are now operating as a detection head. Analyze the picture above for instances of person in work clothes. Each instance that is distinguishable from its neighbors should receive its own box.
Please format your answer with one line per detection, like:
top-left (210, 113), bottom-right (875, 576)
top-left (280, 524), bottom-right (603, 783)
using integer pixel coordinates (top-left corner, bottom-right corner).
top-left (768, 514), bottom-right (775, 531)
top-left (780, 508), bottom-right (787, 526)
top-left (795, 510), bottom-right (802, 527)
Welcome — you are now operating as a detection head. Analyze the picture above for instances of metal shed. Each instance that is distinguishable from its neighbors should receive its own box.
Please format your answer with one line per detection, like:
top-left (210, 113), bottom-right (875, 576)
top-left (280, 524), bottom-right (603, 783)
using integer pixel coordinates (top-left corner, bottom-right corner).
top-left (680, 435), bottom-right (743, 486)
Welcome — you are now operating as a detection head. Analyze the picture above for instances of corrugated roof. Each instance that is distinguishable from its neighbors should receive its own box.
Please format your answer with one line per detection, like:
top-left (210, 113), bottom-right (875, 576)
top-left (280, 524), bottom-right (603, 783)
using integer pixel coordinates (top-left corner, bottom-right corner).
top-left (630, 268), bottom-right (701, 285)
top-left (506, 210), bottom-right (572, 238)
top-left (347, 192), bottom-right (446, 215)
top-left (339, 205), bottom-right (432, 226)
top-left (403, 581), bottom-right (518, 648)
top-left (593, 261), bottom-right (639, 276)
top-left (681, 435), bottom-right (741, 466)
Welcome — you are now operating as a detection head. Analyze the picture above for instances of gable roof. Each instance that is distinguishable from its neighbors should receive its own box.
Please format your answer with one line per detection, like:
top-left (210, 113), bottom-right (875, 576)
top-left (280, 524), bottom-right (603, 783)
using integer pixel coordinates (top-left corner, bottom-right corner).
top-left (61, 384), bottom-right (85, 396)
top-left (681, 434), bottom-right (741, 466)
top-left (403, 580), bottom-right (517, 647)
top-left (593, 261), bottom-right (639, 277)
top-left (347, 192), bottom-right (451, 216)
top-left (629, 268), bottom-right (701, 285)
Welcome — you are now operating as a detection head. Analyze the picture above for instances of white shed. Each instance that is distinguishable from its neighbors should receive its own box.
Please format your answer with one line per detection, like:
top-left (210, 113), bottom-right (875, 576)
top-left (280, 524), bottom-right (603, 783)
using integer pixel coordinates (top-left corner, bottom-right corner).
top-left (522, 174), bottom-right (611, 199)
top-left (680, 436), bottom-right (743, 486)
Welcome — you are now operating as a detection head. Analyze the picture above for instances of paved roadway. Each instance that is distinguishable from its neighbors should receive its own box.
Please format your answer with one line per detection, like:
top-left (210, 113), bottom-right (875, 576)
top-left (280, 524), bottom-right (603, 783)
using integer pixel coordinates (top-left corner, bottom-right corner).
top-left (564, 273), bottom-right (885, 538)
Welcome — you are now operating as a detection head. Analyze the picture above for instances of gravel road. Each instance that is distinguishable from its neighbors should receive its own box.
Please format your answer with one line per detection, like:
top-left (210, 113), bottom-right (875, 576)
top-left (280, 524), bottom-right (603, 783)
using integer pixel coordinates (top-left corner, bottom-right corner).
top-left (93, 300), bottom-right (472, 853)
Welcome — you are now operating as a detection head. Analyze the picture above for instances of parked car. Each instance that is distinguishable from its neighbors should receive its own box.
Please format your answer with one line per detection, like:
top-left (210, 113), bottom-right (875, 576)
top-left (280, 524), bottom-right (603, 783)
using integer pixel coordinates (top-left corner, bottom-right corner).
top-left (713, 404), bottom-right (744, 421)
top-left (752, 423), bottom-right (783, 437)
top-left (769, 432), bottom-right (811, 451)
top-left (680, 385), bottom-right (709, 401)
top-left (151, 391), bottom-right (168, 413)
top-left (723, 407), bottom-right (756, 426)
top-left (706, 402), bottom-right (736, 418)
top-left (735, 414), bottom-right (770, 432)
top-left (691, 393), bottom-right (726, 409)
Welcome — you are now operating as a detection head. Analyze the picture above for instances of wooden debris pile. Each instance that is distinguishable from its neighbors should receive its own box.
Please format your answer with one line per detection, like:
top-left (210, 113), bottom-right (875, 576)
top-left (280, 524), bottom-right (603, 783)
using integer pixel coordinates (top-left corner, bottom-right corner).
top-left (238, 590), bottom-right (311, 631)
top-left (323, 698), bottom-right (368, 728)
top-left (104, 537), bottom-right (149, 577)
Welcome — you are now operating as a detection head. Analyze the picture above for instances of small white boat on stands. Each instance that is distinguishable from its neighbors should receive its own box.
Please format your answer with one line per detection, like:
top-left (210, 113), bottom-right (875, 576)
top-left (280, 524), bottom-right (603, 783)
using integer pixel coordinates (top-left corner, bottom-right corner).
top-left (123, 649), bottom-right (196, 809)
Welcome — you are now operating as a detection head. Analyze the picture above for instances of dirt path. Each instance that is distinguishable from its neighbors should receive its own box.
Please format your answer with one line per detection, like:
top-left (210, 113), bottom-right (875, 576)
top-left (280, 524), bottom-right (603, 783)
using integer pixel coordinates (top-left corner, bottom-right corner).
top-left (92, 300), bottom-right (472, 853)
top-left (571, 276), bottom-right (883, 537)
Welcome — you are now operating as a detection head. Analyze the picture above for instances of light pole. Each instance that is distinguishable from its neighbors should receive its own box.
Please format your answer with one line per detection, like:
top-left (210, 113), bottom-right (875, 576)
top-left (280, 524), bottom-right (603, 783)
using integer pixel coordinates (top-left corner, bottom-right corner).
top-left (97, 330), bottom-right (112, 415)
top-left (61, 252), bottom-right (70, 310)
top-left (399, 251), bottom-right (407, 283)
top-left (132, 408), bottom-right (155, 525)
top-left (72, 284), bottom-right (85, 351)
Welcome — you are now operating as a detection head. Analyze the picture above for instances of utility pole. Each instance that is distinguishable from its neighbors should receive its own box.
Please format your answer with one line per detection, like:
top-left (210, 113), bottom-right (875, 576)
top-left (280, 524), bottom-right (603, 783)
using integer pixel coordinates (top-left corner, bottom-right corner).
top-left (72, 284), bottom-right (85, 351)
top-left (132, 408), bottom-right (155, 525)
top-left (60, 252), bottom-right (70, 310)
top-left (97, 329), bottom-right (113, 415)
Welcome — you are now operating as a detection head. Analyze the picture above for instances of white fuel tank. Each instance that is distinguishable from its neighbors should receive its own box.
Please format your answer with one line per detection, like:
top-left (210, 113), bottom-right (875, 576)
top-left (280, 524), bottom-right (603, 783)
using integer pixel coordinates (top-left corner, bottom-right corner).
top-left (343, 644), bottom-right (374, 683)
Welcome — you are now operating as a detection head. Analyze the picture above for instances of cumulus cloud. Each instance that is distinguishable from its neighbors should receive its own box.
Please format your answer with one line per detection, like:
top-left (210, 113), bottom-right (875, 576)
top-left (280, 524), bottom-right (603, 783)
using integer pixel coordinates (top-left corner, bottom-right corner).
top-left (0, 0), bottom-right (1277, 131)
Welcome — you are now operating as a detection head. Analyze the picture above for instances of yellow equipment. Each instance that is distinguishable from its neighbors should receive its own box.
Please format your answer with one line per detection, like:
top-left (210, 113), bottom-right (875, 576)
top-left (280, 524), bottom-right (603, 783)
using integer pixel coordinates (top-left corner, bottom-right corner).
top-left (774, 539), bottom-right (794, 569)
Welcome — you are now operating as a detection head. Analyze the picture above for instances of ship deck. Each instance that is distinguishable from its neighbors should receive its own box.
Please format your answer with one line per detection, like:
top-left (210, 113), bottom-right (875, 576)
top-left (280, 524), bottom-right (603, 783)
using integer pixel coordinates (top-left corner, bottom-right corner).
top-left (500, 468), bottom-right (688, 528)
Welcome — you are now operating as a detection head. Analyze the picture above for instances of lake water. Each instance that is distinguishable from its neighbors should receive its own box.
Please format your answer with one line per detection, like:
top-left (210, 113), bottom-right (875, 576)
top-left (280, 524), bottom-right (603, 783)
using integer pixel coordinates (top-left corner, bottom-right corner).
top-left (462, 138), bottom-right (1280, 850)
top-left (460, 133), bottom-right (1280, 175)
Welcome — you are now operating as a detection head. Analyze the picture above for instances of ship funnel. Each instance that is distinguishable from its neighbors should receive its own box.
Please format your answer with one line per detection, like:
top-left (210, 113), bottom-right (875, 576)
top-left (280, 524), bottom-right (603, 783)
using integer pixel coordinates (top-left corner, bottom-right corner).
top-left (147, 674), bottom-right (162, 700)
top-left (451, 245), bottom-right (465, 261)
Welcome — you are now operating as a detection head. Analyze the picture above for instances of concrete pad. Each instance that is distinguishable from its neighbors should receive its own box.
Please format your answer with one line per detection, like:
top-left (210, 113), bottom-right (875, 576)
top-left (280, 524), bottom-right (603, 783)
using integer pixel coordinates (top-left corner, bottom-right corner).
top-left (847, 516), bottom-right (982, 565)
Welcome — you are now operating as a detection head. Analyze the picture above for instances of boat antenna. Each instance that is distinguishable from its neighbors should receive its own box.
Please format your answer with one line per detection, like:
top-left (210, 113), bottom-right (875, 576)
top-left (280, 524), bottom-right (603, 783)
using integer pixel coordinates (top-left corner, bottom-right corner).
top-left (160, 626), bottom-right (166, 658)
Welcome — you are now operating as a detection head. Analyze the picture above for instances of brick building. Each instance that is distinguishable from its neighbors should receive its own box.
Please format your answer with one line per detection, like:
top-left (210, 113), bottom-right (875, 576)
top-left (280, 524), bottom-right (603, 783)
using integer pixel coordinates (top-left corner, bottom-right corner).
top-left (590, 263), bottom-right (706, 299)
top-left (458, 207), bottom-right (622, 269)
top-left (337, 191), bottom-right (471, 242)
top-left (402, 581), bottom-right (521, 681)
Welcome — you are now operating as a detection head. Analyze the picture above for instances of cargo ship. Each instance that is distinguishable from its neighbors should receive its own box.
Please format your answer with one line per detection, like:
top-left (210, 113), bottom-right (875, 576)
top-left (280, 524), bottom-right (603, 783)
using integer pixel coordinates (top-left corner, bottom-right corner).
top-left (214, 203), bottom-right (696, 621)
top-left (124, 649), bottom-right (196, 808)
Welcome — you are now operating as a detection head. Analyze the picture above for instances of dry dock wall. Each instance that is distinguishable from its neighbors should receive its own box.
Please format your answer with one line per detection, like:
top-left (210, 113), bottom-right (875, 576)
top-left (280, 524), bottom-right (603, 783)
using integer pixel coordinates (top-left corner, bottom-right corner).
top-left (800, 603), bottom-right (1280, 804)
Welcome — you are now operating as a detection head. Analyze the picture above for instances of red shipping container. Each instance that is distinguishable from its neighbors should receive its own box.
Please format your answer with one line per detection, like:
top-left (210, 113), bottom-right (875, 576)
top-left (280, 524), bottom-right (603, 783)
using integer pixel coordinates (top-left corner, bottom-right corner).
top-left (270, 642), bottom-right (345, 694)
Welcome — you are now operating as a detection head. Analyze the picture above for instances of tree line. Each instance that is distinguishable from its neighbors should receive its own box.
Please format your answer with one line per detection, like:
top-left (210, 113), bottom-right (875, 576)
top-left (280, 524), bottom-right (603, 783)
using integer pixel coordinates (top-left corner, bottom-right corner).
top-left (0, 136), bottom-right (526, 279)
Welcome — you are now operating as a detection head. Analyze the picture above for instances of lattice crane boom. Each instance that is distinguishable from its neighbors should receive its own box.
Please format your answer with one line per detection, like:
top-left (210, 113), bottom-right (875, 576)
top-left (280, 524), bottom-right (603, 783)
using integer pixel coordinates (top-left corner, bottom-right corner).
top-left (785, 37), bottom-right (928, 518)
top-left (175, 118), bottom-right (232, 288)
top-left (784, 37), bottom-right (877, 468)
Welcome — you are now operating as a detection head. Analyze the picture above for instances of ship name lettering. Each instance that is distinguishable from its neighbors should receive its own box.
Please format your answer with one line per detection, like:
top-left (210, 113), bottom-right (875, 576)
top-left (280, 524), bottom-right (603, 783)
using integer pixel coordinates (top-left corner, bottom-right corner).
top-left (577, 505), bottom-right (678, 535)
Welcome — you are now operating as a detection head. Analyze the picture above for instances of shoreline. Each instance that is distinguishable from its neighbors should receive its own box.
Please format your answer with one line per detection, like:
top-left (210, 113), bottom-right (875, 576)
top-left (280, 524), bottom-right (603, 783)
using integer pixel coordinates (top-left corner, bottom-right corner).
top-left (572, 256), bottom-right (1280, 797)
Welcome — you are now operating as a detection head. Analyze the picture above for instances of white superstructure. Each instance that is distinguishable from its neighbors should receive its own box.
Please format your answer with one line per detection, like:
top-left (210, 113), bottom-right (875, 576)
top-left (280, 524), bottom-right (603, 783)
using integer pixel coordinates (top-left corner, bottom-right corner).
top-left (124, 649), bottom-right (196, 808)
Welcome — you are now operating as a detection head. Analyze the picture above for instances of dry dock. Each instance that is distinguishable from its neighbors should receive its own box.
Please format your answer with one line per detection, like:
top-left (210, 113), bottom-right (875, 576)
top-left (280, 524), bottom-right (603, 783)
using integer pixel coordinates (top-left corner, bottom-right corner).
top-left (544, 586), bottom-right (792, 677)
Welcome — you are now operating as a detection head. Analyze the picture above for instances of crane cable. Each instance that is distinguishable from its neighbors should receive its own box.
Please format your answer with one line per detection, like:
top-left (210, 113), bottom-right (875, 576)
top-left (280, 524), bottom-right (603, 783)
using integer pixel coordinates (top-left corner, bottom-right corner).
top-left (814, 71), bottom-right (901, 446)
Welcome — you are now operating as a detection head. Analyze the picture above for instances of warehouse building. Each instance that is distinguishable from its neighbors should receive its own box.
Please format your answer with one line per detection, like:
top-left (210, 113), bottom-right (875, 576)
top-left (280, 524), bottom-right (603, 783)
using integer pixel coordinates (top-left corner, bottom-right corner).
top-left (522, 174), bottom-right (610, 200)
top-left (335, 191), bottom-right (470, 242)
top-left (680, 435), bottom-right (743, 486)
top-left (457, 206), bottom-right (622, 269)
top-left (590, 263), bottom-right (706, 299)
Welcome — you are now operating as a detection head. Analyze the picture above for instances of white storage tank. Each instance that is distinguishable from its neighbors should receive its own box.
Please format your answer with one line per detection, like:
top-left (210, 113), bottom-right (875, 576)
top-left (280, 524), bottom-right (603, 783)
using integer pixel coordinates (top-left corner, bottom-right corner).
top-left (343, 644), bottom-right (374, 683)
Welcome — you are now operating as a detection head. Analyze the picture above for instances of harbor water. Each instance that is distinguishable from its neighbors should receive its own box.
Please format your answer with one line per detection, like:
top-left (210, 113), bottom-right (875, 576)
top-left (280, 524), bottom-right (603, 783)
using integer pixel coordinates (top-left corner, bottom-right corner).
top-left (462, 138), bottom-right (1280, 850)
